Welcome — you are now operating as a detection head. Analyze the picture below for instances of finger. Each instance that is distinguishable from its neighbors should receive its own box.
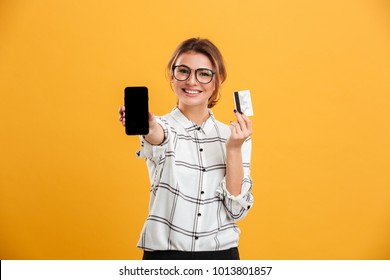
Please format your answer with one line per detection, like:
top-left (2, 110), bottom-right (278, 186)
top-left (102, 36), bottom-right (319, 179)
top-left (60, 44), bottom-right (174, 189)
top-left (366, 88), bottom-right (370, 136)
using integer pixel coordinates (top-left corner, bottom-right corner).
top-left (118, 106), bottom-right (125, 126)
top-left (148, 112), bottom-right (157, 125)
top-left (148, 112), bottom-right (160, 130)
top-left (235, 110), bottom-right (253, 136)
top-left (119, 115), bottom-right (125, 126)
top-left (118, 106), bottom-right (125, 118)
top-left (229, 122), bottom-right (237, 137)
top-left (241, 114), bottom-right (252, 134)
top-left (230, 121), bottom-right (242, 135)
top-left (234, 110), bottom-right (247, 132)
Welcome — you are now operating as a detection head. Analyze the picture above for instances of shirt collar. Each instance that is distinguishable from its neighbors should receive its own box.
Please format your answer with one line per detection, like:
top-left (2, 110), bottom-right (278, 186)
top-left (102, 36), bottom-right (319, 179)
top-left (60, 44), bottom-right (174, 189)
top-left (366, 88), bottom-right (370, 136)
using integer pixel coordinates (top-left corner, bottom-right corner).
top-left (171, 107), bottom-right (215, 135)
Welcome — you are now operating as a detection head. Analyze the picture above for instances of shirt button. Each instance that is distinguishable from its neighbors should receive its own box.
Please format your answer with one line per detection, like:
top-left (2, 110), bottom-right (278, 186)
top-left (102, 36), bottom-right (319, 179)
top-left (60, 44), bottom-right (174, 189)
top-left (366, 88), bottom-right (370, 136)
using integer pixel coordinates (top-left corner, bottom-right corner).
top-left (201, 191), bottom-right (204, 195)
top-left (195, 236), bottom-right (199, 240)
top-left (197, 127), bottom-right (201, 131)
top-left (199, 148), bottom-right (203, 152)
top-left (198, 213), bottom-right (201, 216)
top-left (202, 168), bottom-right (206, 172)
top-left (247, 206), bottom-right (251, 210)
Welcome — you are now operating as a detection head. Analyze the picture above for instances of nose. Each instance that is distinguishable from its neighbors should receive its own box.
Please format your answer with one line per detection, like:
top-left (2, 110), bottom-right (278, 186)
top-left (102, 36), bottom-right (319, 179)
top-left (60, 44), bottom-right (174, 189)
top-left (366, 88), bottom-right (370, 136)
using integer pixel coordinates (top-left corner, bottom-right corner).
top-left (186, 70), bottom-right (198, 85)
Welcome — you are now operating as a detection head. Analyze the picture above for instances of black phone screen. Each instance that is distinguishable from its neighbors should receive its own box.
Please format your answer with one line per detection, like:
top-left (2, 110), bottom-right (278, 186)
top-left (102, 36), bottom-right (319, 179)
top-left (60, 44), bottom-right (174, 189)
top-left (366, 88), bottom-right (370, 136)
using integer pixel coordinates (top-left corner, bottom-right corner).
top-left (124, 86), bottom-right (149, 135)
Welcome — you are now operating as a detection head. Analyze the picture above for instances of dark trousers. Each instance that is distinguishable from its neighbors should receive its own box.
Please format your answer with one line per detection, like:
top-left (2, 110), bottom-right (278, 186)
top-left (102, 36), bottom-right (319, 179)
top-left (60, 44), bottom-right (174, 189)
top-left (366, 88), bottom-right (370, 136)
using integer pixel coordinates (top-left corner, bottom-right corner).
top-left (143, 247), bottom-right (240, 260)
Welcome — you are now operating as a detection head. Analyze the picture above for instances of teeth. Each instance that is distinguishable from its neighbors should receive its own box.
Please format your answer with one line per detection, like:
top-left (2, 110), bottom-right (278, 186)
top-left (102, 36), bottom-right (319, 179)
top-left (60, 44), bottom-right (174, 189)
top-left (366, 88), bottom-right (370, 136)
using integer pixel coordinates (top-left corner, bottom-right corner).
top-left (184, 89), bottom-right (201, 94)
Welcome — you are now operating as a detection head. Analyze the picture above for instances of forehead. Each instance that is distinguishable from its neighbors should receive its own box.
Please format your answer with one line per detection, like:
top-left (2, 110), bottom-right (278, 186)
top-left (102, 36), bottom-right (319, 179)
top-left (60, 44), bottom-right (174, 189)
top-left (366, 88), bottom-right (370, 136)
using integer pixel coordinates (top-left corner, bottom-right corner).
top-left (175, 51), bottom-right (213, 69)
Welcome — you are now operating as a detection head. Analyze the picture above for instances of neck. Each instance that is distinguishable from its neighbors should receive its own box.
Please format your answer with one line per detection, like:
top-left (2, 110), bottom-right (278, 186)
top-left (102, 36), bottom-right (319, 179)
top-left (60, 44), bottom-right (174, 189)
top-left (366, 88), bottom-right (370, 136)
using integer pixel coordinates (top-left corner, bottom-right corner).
top-left (178, 104), bottom-right (210, 125)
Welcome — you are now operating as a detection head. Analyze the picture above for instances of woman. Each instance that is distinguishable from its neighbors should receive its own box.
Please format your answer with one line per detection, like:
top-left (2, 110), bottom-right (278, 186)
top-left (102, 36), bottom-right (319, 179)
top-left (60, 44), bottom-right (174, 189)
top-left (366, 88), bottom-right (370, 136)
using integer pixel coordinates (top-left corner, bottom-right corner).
top-left (119, 38), bottom-right (253, 260)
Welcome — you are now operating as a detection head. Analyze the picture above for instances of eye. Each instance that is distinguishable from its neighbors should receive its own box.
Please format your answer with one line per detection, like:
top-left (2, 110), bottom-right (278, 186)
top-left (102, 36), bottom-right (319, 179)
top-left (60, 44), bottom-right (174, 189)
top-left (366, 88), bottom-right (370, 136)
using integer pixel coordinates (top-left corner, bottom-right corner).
top-left (177, 66), bottom-right (190, 75)
top-left (198, 69), bottom-right (213, 77)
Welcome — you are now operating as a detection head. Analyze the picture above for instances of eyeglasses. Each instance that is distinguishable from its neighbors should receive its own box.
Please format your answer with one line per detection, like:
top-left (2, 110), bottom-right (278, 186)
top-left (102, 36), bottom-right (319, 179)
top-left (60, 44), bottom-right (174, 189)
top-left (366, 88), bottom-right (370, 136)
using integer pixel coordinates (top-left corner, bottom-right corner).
top-left (172, 65), bottom-right (215, 84)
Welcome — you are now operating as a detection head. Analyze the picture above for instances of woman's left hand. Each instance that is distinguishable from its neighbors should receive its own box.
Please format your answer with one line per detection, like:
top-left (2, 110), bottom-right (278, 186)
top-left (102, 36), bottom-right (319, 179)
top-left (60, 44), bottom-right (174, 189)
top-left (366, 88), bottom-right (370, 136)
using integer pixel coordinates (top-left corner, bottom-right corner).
top-left (226, 110), bottom-right (252, 150)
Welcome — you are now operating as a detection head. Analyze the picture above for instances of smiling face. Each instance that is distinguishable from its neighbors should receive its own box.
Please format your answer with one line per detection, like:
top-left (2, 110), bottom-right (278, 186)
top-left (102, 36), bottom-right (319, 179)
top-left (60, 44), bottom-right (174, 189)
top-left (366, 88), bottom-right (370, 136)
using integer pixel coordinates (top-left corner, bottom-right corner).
top-left (171, 51), bottom-right (216, 110)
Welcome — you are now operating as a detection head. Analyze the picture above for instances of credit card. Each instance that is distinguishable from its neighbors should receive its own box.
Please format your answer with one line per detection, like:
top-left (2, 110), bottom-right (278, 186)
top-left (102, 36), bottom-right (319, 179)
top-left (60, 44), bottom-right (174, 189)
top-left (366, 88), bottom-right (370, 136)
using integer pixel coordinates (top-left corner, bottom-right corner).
top-left (233, 89), bottom-right (254, 116)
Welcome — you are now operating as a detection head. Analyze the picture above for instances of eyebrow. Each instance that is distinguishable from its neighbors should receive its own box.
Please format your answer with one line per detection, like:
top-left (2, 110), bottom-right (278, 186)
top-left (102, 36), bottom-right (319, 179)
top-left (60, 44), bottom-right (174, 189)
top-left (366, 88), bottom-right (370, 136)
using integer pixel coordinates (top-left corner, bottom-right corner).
top-left (175, 64), bottom-right (214, 71)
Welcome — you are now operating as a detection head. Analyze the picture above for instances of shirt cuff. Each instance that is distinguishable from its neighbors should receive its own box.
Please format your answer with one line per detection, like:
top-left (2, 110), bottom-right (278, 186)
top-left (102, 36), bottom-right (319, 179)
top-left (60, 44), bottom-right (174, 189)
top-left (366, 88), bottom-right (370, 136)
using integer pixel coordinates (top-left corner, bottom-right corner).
top-left (216, 176), bottom-right (253, 210)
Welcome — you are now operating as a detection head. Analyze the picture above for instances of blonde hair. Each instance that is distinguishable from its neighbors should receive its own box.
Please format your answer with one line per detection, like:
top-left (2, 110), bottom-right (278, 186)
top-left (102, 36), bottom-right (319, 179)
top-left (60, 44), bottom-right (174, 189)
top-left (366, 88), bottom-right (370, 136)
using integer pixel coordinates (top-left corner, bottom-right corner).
top-left (167, 38), bottom-right (227, 108)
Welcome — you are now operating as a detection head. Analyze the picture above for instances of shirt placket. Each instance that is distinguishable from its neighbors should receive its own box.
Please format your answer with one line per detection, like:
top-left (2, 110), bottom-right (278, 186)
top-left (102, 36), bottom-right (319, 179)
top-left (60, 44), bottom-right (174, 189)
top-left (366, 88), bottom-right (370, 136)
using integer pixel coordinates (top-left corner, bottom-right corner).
top-left (193, 125), bottom-right (207, 250)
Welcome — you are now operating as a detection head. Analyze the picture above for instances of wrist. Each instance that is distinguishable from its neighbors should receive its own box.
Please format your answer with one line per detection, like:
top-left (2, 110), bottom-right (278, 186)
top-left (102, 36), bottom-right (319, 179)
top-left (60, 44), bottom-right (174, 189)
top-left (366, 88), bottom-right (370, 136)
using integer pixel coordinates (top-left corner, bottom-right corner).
top-left (144, 123), bottom-right (164, 145)
top-left (226, 142), bottom-right (243, 152)
top-left (226, 147), bottom-right (243, 161)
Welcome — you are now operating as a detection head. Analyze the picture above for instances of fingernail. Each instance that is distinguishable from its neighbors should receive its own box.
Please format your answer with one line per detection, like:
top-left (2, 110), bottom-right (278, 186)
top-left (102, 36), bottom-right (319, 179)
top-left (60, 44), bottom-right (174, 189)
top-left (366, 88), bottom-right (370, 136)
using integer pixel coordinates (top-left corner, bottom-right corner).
top-left (240, 111), bottom-right (243, 115)
top-left (233, 109), bottom-right (237, 113)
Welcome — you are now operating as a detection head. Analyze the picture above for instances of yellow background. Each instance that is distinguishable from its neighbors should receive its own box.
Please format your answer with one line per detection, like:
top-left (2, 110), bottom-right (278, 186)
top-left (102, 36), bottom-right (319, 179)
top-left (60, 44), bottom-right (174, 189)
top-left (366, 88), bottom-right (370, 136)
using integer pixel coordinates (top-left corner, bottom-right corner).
top-left (1, 0), bottom-right (389, 260)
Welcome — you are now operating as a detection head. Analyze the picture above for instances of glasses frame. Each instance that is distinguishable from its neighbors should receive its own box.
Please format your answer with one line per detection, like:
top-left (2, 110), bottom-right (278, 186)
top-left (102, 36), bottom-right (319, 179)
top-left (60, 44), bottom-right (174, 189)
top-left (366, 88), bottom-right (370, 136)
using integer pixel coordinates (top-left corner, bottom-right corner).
top-left (172, 65), bottom-right (216, 84)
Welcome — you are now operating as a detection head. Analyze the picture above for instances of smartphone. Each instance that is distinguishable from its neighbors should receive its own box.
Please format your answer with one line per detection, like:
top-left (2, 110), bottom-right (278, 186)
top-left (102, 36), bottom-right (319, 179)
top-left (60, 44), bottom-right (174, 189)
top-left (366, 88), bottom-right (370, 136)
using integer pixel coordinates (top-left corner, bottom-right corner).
top-left (124, 86), bottom-right (149, 135)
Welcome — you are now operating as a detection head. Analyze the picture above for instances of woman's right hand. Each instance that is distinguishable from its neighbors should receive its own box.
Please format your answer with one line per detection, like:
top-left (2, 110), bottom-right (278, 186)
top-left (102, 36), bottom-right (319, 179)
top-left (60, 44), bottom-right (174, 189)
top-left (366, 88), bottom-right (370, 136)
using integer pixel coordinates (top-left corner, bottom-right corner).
top-left (118, 106), bottom-right (164, 144)
top-left (118, 105), bottom-right (157, 130)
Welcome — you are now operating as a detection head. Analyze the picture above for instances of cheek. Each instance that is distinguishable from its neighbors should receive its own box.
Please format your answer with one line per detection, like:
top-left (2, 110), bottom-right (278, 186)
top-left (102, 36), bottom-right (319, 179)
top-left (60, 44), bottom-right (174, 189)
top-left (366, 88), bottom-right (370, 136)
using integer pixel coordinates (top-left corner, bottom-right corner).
top-left (171, 80), bottom-right (183, 94)
top-left (205, 82), bottom-right (216, 95)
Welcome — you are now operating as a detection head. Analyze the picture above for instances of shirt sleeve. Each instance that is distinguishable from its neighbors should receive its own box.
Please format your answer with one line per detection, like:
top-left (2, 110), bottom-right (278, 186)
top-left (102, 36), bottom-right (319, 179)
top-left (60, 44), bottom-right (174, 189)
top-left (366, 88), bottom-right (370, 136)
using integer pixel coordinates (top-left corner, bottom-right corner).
top-left (136, 118), bottom-right (169, 164)
top-left (216, 137), bottom-right (254, 222)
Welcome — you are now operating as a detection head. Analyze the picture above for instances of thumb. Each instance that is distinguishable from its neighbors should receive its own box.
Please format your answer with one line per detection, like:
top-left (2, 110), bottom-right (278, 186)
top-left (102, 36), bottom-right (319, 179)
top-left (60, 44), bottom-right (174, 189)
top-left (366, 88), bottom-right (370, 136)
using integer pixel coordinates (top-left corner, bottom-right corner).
top-left (148, 112), bottom-right (158, 128)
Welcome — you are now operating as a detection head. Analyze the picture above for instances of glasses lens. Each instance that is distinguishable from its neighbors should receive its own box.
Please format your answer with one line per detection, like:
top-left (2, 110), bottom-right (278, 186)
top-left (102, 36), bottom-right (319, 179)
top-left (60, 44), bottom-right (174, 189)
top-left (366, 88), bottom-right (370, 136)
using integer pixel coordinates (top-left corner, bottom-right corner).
top-left (196, 69), bottom-right (214, 84)
top-left (173, 66), bottom-right (190, 81)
